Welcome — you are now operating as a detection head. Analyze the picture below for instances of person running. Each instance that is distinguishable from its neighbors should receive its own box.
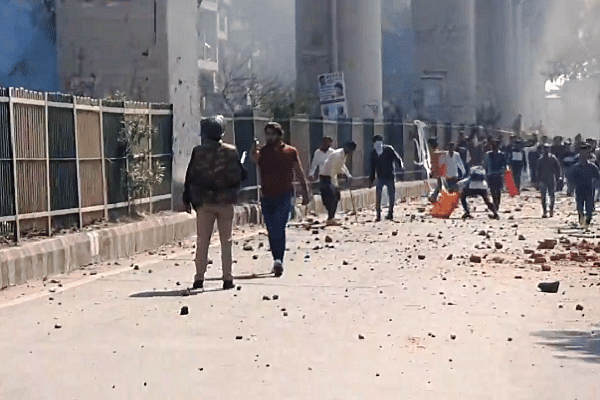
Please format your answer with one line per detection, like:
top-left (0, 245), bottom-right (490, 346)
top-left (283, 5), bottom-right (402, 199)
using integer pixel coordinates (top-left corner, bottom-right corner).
top-left (439, 142), bottom-right (466, 191)
top-left (252, 122), bottom-right (310, 277)
top-left (183, 116), bottom-right (246, 290)
top-left (369, 135), bottom-right (404, 221)
top-left (308, 136), bottom-right (334, 181)
top-left (536, 144), bottom-right (562, 218)
top-left (459, 165), bottom-right (498, 220)
top-left (508, 140), bottom-right (527, 192)
top-left (484, 139), bottom-right (506, 217)
top-left (569, 144), bottom-right (600, 227)
top-left (320, 141), bottom-right (357, 226)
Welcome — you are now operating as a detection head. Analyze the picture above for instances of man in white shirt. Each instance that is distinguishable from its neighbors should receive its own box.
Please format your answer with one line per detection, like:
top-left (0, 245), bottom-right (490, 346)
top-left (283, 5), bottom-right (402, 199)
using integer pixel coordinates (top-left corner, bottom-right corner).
top-left (309, 136), bottom-right (334, 181)
top-left (458, 165), bottom-right (498, 219)
top-left (319, 141), bottom-right (357, 225)
top-left (440, 142), bottom-right (466, 190)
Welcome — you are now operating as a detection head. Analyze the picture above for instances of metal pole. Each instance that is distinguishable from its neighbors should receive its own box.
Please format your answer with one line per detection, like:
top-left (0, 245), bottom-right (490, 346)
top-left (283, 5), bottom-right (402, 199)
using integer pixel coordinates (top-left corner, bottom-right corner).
top-left (72, 96), bottom-right (84, 229)
top-left (147, 104), bottom-right (153, 214)
top-left (44, 92), bottom-right (52, 235)
top-left (8, 89), bottom-right (20, 243)
top-left (98, 99), bottom-right (109, 221)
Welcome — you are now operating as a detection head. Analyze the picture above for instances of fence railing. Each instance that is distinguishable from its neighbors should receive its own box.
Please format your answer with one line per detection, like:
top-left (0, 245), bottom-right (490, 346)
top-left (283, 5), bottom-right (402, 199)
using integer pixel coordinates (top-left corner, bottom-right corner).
top-left (0, 88), bottom-right (173, 243)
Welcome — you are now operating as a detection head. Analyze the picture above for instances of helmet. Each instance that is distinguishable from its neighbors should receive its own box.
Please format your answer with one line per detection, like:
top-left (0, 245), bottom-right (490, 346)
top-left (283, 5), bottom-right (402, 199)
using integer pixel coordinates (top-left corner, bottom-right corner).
top-left (201, 115), bottom-right (225, 140)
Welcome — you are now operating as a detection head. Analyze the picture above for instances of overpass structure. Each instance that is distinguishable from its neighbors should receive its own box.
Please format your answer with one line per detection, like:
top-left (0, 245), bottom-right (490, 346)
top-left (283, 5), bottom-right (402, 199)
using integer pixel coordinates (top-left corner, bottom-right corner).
top-left (296, 0), bottom-right (556, 129)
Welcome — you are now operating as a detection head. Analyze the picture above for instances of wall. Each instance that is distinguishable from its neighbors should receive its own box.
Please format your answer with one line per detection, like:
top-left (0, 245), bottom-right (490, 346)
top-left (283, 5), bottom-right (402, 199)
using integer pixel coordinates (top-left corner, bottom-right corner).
top-left (55, 0), bottom-right (200, 211)
top-left (55, 0), bottom-right (169, 101)
top-left (0, 0), bottom-right (59, 92)
top-left (412, 0), bottom-right (476, 124)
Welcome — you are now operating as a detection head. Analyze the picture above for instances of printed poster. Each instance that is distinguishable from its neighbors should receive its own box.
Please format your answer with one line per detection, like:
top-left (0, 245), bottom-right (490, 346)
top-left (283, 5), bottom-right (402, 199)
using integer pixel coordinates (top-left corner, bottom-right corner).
top-left (318, 72), bottom-right (348, 120)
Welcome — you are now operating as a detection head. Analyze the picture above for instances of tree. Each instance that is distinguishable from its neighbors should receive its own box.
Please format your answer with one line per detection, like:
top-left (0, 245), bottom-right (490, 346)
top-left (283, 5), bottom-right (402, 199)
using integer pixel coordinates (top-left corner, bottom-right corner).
top-left (118, 116), bottom-right (165, 217)
top-left (213, 55), bottom-right (300, 119)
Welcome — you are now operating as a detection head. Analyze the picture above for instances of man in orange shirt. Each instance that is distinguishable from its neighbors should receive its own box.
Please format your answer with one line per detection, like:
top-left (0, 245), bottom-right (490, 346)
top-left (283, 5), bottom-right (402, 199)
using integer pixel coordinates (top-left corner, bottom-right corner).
top-left (252, 122), bottom-right (310, 277)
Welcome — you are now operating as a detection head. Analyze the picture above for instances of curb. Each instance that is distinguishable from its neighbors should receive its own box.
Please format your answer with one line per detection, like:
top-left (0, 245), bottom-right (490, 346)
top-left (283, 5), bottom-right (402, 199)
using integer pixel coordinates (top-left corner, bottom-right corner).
top-left (0, 180), bottom-right (432, 289)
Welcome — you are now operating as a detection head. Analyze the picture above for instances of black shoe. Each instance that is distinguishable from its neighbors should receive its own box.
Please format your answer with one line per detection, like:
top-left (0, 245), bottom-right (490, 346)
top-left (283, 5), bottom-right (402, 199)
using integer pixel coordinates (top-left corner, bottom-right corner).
top-left (272, 260), bottom-right (283, 277)
top-left (385, 214), bottom-right (393, 220)
top-left (462, 212), bottom-right (472, 219)
top-left (223, 280), bottom-right (235, 290)
top-left (375, 216), bottom-right (381, 222)
top-left (192, 280), bottom-right (203, 289)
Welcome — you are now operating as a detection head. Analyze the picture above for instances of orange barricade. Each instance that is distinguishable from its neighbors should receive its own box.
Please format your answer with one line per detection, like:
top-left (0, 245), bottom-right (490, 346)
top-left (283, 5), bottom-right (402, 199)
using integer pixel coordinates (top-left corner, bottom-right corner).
top-left (504, 169), bottom-right (519, 197)
top-left (430, 190), bottom-right (460, 219)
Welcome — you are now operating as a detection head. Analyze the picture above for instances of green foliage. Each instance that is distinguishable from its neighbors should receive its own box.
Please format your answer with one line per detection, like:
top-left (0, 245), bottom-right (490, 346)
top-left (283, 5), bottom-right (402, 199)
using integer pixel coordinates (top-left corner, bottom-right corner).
top-left (118, 116), bottom-right (165, 215)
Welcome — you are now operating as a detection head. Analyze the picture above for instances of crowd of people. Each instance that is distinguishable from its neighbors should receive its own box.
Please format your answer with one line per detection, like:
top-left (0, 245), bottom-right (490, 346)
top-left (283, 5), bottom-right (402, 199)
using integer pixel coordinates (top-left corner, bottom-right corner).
top-left (181, 116), bottom-right (600, 289)
top-left (429, 130), bottom-right (600, 226)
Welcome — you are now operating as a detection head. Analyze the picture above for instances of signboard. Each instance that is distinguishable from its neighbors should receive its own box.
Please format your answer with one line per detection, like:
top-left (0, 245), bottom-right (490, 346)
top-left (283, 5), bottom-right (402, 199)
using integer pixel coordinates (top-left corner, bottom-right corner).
top-left (318, 72), bottom-right (348, 120)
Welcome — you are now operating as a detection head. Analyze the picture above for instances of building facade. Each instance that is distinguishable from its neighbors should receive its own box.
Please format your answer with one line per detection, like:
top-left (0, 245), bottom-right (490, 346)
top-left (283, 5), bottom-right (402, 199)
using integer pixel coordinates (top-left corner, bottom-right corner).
top-left (55, 0), bottom-right (200, 210)
top-left (296, 0), bottom-right (384, 120)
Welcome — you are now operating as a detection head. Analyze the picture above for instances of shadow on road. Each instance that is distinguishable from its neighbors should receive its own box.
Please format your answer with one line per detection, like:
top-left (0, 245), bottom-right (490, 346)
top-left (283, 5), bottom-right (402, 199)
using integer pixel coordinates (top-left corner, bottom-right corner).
top-left (531, 329), bottom-right (600, 364)
top-left (129, 273), bottom-right (276, 298)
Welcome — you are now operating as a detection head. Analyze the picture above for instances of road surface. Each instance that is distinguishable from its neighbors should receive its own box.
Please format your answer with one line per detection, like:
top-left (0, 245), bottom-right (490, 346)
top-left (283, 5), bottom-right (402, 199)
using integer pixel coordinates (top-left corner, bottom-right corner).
top-left (1, 190), bottom-right (598, 399)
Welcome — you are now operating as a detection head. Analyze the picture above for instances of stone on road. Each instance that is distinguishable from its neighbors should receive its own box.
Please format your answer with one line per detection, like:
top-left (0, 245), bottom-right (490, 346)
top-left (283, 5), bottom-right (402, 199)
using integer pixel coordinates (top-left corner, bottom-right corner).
top-left (0, 193), bottom-right (598, 399)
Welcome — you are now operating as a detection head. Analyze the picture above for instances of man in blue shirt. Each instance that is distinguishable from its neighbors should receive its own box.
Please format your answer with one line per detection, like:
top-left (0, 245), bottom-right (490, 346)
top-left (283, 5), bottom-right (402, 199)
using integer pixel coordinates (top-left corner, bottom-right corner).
top-left (369, 135), bottom-right (404, 221)
top-left (569, 144), bottom-right (600, 227)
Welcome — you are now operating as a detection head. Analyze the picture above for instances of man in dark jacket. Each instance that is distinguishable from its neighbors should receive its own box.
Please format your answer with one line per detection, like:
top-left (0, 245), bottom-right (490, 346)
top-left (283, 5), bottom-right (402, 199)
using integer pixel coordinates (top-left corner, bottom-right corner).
top-left (369, 135), bottom-right (404, 221)
top-left (569, 144), bottom-right (600, 227)
top-left (484, 139), bottom-right (507, 217)
top-left (183, 116), bottom-right (246, 290)
top-left (536, 144), bottom-right (562, 218)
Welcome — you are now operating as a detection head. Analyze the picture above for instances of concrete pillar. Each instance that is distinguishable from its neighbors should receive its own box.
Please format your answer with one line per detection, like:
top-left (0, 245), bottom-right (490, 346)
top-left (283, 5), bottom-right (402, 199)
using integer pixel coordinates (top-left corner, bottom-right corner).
top-left (403, 123), bottom-right (416, 180)
top-left (351, 121), bottom-right (365, 178)
top-left (323, 121), bottom-right (338, 147)
top-left (336, 0), bottom-right (383, 120)
top-left (166, 0), bottom-right (201, 211)
top-left (290, 118), bottom-right (311, 172)
top-left (412, 0), bottom-right (476, 124)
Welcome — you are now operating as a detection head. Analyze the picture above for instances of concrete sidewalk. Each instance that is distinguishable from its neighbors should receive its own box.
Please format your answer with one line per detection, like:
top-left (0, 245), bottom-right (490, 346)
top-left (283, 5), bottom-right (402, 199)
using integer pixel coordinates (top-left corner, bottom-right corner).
top-left (0, 180), bottom-right (432, 289)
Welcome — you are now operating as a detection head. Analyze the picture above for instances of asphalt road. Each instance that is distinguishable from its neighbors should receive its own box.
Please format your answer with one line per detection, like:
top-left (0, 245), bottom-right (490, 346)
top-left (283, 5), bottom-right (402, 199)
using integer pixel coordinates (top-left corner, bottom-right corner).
top-left (1, 190), bottom-right (599, 399)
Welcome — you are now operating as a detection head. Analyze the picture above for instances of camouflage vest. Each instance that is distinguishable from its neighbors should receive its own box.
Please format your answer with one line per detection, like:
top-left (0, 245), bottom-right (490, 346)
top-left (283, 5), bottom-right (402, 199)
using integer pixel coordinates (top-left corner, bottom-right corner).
top-left (186, 141), bottom-right (242, 207)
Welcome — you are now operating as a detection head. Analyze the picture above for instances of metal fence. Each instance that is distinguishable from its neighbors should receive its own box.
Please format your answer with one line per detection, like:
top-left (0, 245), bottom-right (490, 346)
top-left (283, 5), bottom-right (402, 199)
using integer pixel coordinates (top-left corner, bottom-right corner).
top-left (0, 88), bottom-right (173, 243)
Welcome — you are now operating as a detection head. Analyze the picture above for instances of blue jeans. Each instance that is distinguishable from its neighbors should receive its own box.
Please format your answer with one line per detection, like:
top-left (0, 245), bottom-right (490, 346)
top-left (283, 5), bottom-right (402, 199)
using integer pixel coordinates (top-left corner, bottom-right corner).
top-left (261, 193), bottom-right (293, 262)
top-left (576, 187), bottom-right (594, 220)
top-left (376, 178), bottom-right (395, 217)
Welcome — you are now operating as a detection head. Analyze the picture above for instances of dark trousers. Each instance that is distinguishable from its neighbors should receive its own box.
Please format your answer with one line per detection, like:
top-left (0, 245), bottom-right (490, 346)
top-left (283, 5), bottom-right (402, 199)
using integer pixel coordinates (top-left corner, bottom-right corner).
top-left (320, 176), bottom-right (340, 219)
top-left (511, 162), bottom-right (524, 191)
top-left (261, 193), bottom-right (293, 262)
top-left (487, 174), bottom-right (503, 211)
top-left (460, 188), bottom-right (496, 214)
top-left (376, 178), bottom-right (395, 218)
top-left (575, 187), bottom-right (595, 220)
top-left (539, 180), bottom-right (555, 213)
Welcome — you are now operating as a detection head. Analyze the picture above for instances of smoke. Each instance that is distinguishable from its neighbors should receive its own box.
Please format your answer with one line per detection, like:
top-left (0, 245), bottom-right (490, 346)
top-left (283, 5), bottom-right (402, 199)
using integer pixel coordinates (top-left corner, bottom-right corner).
top-left (525, 0), bottom-right (600, 139)
top-left (0, 0), bottom-right (58, 91)
top-left (227, 0), bottom-right (295, 84)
